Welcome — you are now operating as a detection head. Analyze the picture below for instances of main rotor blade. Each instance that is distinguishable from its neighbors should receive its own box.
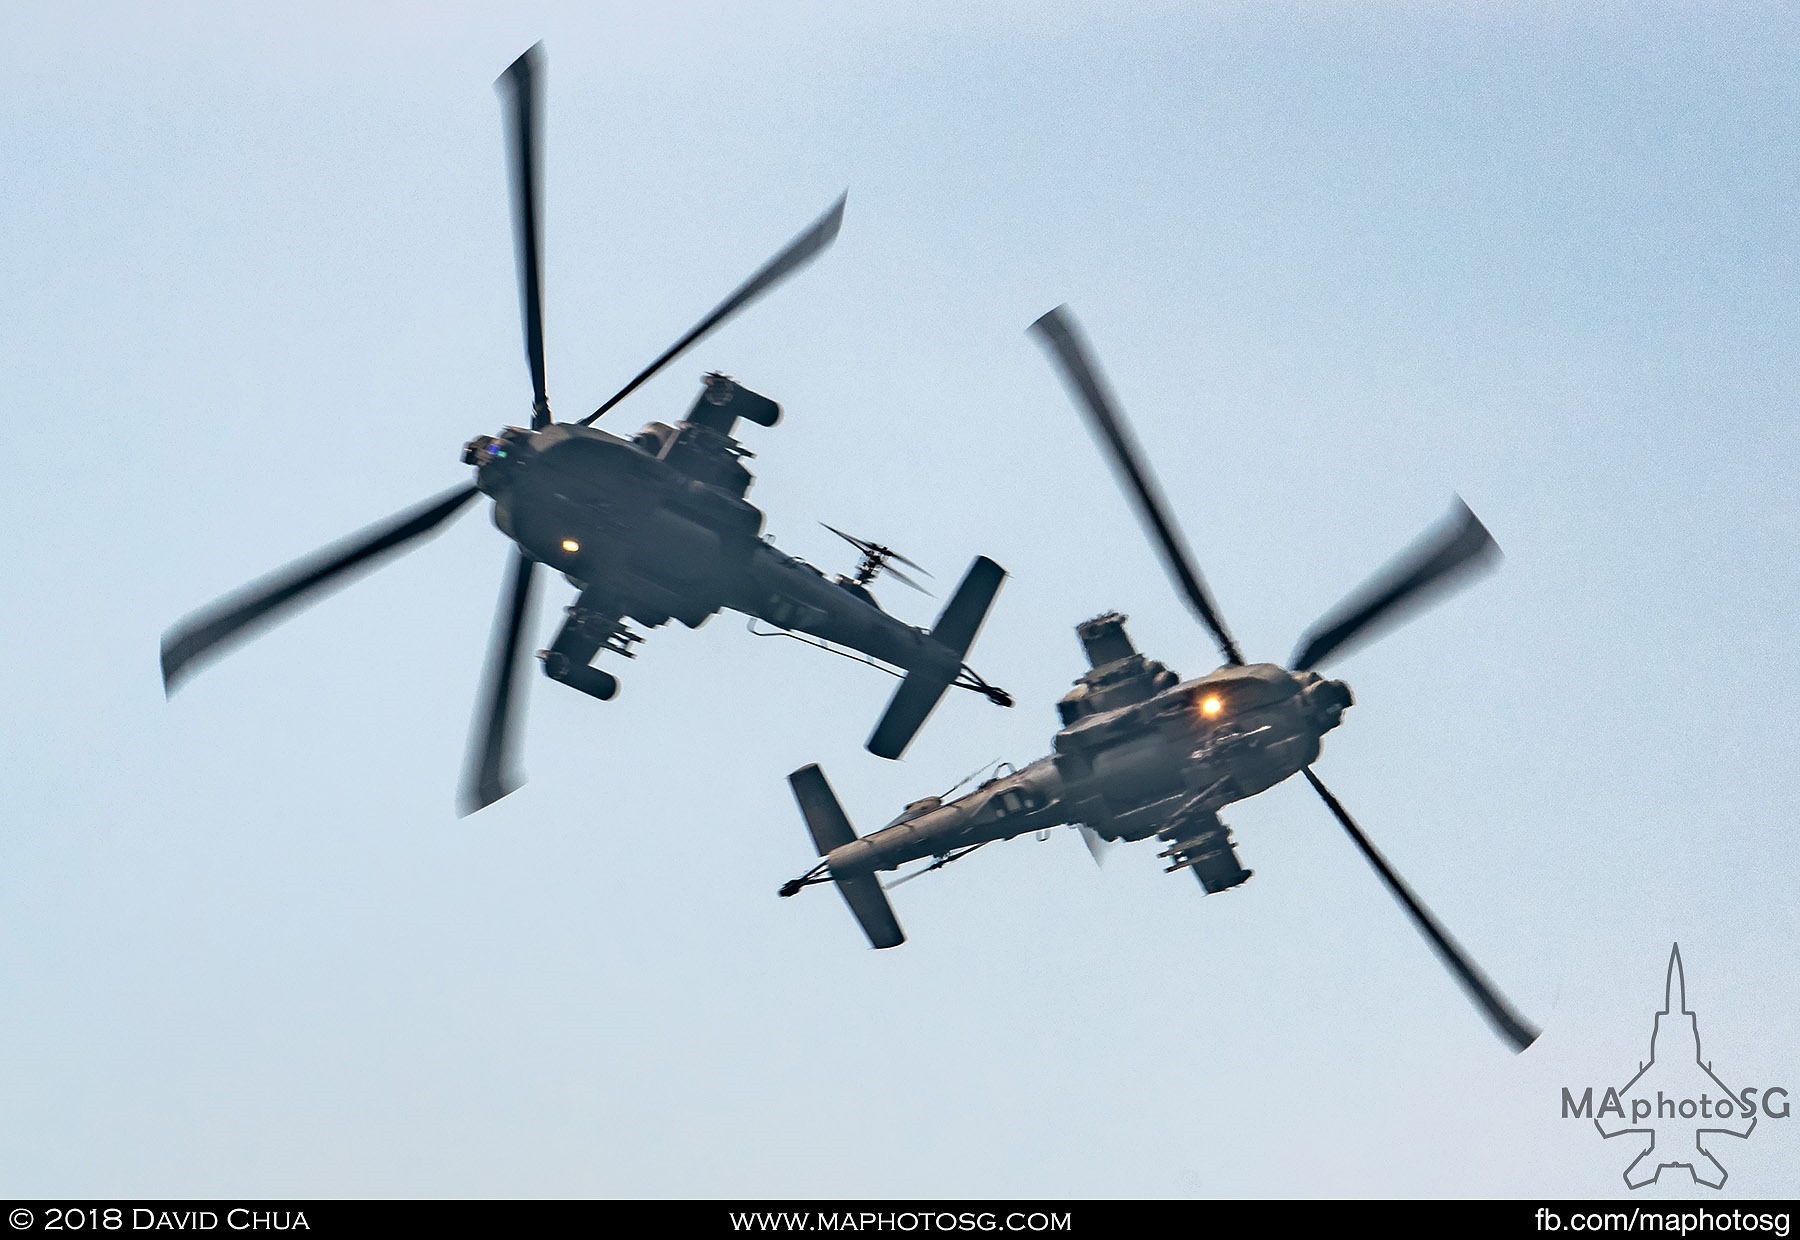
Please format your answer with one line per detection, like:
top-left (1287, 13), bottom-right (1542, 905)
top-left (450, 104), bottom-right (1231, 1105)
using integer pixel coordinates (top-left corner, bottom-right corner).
top-left (161, 484), bottom-right (481, 694)
top-left (1291, 497), bottom-right (1500, 673)
top-left (1302, 768), bottom-right (1540, 1053)
top-left (496, 43), bottom-right (551, 428)
top-left (580, 193), bottom-right (847, 425)
top-left (1030, 305), bottom-right (1244, 666)
top-left (460, 548), bottom-right (539, 816)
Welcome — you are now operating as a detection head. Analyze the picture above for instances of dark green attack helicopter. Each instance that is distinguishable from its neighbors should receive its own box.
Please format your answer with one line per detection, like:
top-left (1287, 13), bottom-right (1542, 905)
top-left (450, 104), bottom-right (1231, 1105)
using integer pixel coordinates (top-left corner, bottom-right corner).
top-left (160, 46), bottom-right (1012, 815)
top-left (780, 305), bottom-right (1539, 1054)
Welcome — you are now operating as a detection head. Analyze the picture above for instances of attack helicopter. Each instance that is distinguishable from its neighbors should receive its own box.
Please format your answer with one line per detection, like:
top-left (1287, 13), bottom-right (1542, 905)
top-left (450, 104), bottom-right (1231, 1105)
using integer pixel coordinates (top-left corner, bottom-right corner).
top-left (160, 44), bottom-right (1012, 816)
top-left (780, 305), bottom-right (1539, 1054)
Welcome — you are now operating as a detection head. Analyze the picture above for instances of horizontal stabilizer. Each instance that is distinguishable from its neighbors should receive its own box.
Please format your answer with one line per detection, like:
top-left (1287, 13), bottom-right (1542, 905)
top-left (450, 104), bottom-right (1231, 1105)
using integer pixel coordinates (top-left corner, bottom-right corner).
top-left (832, 873), bottom-right (905, 950)
top-left (791, 762), bottom-right (858, 854)
top-left (788, 765), bottom-right (905, 949)
top-left (867, 670), bottom-right (952, 761)
top-left (867, 556), bottom-right (1006, 759)
top-left (927, 555), bottom-right (1005, 659)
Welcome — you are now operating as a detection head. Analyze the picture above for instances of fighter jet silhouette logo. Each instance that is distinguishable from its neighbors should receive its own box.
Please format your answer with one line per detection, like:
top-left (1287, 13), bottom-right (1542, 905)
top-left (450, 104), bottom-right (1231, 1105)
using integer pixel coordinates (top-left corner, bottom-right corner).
top-left (1595, 944), bottom-right (1757, 1188)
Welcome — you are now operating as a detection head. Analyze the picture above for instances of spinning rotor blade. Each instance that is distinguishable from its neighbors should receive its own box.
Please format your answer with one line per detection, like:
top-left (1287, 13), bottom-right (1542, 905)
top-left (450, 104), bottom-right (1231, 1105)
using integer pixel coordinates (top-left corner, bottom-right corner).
top-left (1291, 498), bottom-right (1500, 673)
top-left (161, 484), bottom-right (481, 694)
top-left (496, 43), bottom-right (552, 428)
top-left (821, 522), bottom-right (881, 559)
top-left (882, 565), bottom-right (931, 595)
top-left (459, 547), bottom-right (539, 816)
top-left (820, 524), bottom-right (930, 576)
top-left (1302, 768), bottom-right (1540, 1053)
top-left (580, 193), bottom-right (847, 425)
top-left (1078, 825), bottom-right (1111, 868)
top-left (1030, 306), bottom-right (1244, 667)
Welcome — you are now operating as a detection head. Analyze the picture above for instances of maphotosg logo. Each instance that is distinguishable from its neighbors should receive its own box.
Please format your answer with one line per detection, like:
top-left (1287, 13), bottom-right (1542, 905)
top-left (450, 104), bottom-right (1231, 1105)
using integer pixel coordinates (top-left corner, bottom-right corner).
top-left (1560, 944), bottom-right (1790, 1189)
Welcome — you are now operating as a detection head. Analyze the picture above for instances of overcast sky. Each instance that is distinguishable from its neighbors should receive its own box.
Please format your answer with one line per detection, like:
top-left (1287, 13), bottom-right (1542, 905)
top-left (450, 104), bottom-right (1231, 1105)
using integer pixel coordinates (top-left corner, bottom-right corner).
top-left (3, 1), bottom-right (1796, 1200)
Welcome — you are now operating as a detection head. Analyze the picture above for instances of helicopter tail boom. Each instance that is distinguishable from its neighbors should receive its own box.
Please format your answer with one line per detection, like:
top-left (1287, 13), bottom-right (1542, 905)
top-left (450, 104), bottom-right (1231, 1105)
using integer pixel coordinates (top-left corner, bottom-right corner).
top-left (787, 765), bottom-right (905, 950)
top-left (867, 556), bottom-right (1006, 759)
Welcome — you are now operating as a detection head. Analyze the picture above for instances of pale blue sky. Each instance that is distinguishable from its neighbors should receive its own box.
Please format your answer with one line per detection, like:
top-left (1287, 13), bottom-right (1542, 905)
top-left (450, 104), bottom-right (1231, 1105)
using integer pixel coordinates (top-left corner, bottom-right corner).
top-left (2, 1), bottom-right (1796, 1198)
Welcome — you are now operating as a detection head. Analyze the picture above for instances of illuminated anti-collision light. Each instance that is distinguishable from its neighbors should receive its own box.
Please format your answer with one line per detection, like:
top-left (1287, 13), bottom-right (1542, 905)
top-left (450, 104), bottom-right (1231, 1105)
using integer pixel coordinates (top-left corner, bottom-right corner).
top-left (561, 539), bottom-right (581, 553)
top-left (1200, 695), bottom-right (1223, 718)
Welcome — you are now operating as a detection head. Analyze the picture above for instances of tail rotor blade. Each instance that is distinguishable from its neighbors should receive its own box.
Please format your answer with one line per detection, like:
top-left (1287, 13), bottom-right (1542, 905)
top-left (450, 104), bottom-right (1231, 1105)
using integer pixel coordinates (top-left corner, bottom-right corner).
top-left (1078, 825), bottom-right (1111, 868)
top-left (884, 547), bottom-right (930, 576)
top-left (460, 548), bottom-right (539, 816)
top-left (1030, 305), bottom-right (1244, 667)
top-left (822, 522), bottom-right (873, 556)
top-left (1291, 498), bottom-right (1500, 672)
top-left (496, 43), bottom-right (551, 428)
top-left (883, 565), bottom-right (931, 595)
top-left (1302, 768), bottom-right (1540, 1053)
top-left (161, 484), bottom-right (481, 694)
top-left (580, 193), bottom-right (846, 425)
top-left (823, 522), bottom-right (931, 589)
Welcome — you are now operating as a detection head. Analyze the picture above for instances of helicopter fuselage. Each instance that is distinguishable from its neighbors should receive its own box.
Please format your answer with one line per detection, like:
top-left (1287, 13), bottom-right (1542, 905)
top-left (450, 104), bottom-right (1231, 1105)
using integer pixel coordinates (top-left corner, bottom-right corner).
top-left (818, 615), bottom-right (1354, 881)
top-left (462, 381), bottom-right (963, 689)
